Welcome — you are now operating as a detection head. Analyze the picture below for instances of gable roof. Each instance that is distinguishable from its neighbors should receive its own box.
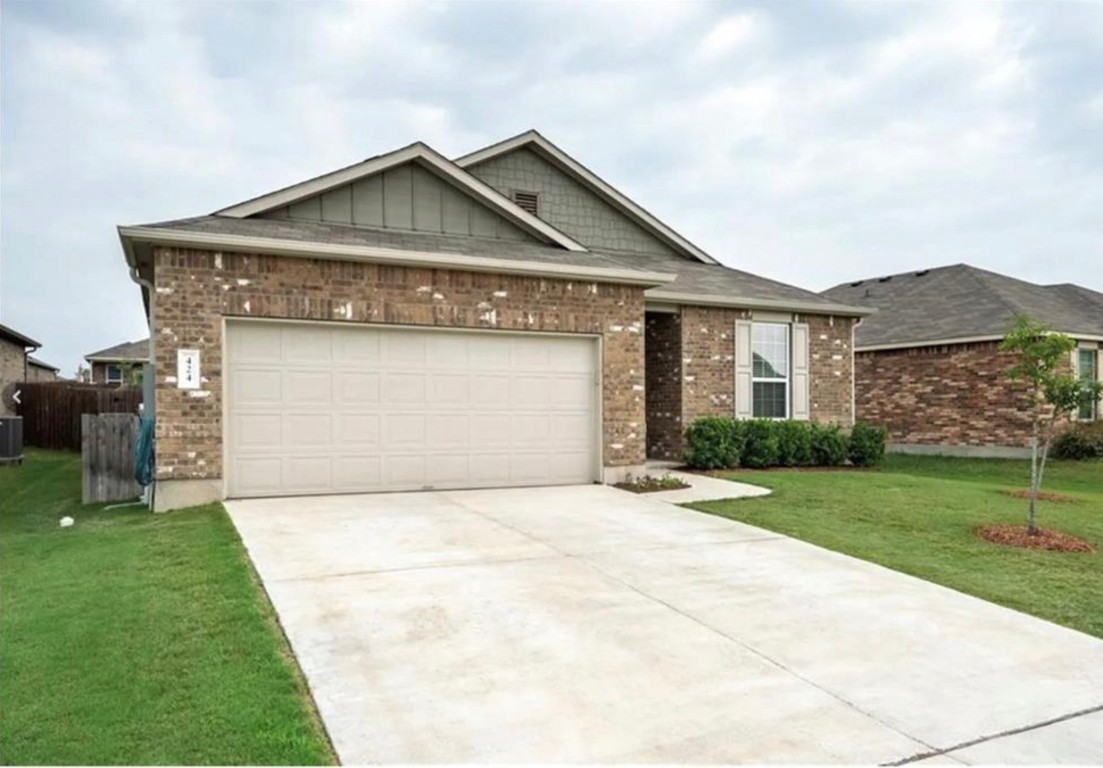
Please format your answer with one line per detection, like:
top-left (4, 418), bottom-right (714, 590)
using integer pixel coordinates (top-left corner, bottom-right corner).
top-left (27, 356), bottom-right (59, 372)
top-left (455, 130), bottom-right (718, 265)
top-left (822, 264), bottom-right (1103, 349)
top-left (0, 322), bottom-right (40, 349)
top-left (85, 338), bottom-right (149, 363)
top-left (213, 141), bottom-right (587, 253)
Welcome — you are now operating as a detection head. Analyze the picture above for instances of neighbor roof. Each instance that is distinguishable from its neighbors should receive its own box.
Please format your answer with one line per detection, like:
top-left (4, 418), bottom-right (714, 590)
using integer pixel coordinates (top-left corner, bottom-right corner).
top-left (455, 130), bottom-right (718, 265)
top-left (823, 264), bottom-right (1103, 349)
top-left (85, 338), bottom-right (149, 362)
top-left (27, 356), bottom-right (59, 372)
top-left (0, 322), bottom-right (40, 349)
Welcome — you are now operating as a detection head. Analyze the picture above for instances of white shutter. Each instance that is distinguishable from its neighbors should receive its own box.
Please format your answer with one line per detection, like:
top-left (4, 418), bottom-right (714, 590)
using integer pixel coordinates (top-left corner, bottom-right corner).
top-left (735, 320), bottom-right (753, 419)
top-left (791, 322), bottom-right (810, 420)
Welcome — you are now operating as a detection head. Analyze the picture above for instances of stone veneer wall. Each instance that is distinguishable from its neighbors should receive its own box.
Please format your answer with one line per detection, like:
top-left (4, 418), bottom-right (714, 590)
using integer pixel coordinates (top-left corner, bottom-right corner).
top-left (855, 342), bottom-right (1036, 447)
top-left (644, 312), bottom-right (682, 459)
top-left (645, 307), bottom-right (857, 460)
top-left (1, 337), bottom-right (27, 416)
top-left (151, 246), bottom-right (647, 485)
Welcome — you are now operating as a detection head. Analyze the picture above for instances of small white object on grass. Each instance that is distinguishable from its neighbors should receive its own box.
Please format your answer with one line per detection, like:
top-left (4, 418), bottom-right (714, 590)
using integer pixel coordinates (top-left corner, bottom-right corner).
top-left (59, 516), bottom-right (74, 528)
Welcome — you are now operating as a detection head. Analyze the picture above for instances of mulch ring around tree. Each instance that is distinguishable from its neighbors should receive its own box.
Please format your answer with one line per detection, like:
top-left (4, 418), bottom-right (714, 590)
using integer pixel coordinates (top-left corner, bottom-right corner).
top-left (1001, 489), bottom-right (1081, 503)
top-left (975, 525), bottom-right (1096, 553)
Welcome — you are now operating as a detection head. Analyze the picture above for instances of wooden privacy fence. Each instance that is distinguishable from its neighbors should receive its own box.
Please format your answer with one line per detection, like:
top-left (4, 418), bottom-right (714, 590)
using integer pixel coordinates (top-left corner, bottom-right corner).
top-left (82, 413), bottom-right (142, 504)
top-left (18, 382), bottom-right (142, 451)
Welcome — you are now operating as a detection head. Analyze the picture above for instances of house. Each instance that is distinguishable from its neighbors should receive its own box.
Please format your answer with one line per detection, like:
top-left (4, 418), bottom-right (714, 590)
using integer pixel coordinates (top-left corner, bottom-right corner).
top-left (84, 339), bottom-right (149, 384)
top-left (1, 323), bottom-right (44, 416)
top-left (822, 264), bottom-right (1103, 457)
top-left (118, 130), bottom-right (871, 511)
top-left (26, 357), bottom-right (60, 382)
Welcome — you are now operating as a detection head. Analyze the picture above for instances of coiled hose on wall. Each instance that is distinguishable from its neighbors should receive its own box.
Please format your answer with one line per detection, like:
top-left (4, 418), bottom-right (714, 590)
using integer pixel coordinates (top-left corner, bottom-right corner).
top-left (134, 416), bottom-right (155, 487)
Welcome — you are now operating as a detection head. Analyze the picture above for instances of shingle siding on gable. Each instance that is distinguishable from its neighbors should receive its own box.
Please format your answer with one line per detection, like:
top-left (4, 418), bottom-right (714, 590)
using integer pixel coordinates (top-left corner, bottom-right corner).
top-left (466, 148), bottom-right (676, 256)
top-left (261, 162), bottom-right (536, 243)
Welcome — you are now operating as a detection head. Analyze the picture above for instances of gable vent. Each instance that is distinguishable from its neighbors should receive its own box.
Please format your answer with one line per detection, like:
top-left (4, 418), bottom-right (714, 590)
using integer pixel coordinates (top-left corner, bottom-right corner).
top-left (512, 190), bottom-right (540, 217)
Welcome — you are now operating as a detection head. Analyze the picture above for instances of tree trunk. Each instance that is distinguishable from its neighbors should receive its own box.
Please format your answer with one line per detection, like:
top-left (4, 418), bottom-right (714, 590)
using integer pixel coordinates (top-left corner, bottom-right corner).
top-left (1028, 395), bottom-right (1040, 534)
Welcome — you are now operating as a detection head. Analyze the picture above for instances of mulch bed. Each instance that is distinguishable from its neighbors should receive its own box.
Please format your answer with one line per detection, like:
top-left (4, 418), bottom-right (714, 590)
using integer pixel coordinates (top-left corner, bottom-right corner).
top-left (975, 525), bottom-right (1096, 553)
top-left (613, 476), bottom-right (691, 494)
top-left (1001, 489), bottom-right (1081, 503)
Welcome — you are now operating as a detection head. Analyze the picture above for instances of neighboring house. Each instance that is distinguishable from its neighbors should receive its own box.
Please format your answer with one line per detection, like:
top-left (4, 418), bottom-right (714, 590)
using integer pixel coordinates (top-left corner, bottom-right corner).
top-left (26, 356), bottom-right (60, 382)
top-left (84, 339), bottom-right (149, 384)
top-left (823, 264), bottom-right (1103, 457)
top-left (0, 323), bottom-right (43, 416)
top-left (118, 129), bottom-right (871, 511)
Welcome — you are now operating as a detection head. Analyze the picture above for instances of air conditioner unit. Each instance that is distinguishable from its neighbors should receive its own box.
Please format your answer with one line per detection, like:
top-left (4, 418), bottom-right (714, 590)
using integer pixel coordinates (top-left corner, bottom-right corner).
top-left (0, 416), bottom-right (23, 465)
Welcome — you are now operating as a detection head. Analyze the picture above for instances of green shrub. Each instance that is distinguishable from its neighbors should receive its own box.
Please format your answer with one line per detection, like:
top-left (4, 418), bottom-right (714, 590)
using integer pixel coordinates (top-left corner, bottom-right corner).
top-left (1051, 421), bottom-right (1103, 460)
top-left (848, 422), bottom-right (888, 467)
top-left (811, 423), bottom-right (849, 466)
top-left (683, 417), bottom-right (742, 469)
top-left (741, 420), bottom-right (780, 468)
top-left (776, 420), bottom-right (814, 466)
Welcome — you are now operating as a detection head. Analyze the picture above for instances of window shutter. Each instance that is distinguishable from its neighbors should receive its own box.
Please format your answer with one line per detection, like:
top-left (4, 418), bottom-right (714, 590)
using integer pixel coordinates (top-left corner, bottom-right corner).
top-left (791, 322), bottom-right (810, 420)
top-left (735, 320), bottom-right (753, 419)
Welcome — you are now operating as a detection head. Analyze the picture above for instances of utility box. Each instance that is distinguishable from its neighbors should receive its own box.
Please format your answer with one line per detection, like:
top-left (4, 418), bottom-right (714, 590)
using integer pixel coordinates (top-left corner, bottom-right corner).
top-left (0, 416), bottom-right (24, 466)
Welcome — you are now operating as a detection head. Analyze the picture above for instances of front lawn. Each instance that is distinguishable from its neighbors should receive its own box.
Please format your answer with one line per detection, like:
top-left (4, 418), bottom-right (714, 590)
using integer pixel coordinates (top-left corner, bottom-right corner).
top-left (691, 454), bottom-right (1103, 639)
top-left (0, 450), bottom-right (334, 765)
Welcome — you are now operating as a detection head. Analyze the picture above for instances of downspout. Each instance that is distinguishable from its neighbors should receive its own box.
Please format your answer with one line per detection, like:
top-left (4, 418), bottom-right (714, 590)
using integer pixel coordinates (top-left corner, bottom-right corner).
top-left (850, 316), bottom-right (863, 427)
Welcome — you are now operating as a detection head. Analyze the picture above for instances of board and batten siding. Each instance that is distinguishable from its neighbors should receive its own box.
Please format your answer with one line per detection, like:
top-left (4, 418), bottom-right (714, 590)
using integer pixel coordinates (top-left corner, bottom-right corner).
top-left (261, 161), bottom-right (536, 242)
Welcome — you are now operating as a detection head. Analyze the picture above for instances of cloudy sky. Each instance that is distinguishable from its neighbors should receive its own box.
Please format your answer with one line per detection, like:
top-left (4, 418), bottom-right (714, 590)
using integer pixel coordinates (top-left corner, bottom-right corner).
top-left (2, 1), bottom-right (1101, 375)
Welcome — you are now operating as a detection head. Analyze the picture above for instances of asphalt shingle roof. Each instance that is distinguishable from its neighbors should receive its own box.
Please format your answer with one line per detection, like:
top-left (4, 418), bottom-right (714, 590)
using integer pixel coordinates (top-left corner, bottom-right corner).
top-left (822, 264), bottom-right (1103, 348)
top-left (139, 215), bottom-right (866, 314)
top-left (85, 338), bottom-right (149, 361)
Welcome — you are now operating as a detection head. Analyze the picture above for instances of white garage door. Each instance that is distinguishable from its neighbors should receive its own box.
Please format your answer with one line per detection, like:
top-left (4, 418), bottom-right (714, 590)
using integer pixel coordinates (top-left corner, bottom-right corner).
top-left (225, 321), bottom-right (599, 498)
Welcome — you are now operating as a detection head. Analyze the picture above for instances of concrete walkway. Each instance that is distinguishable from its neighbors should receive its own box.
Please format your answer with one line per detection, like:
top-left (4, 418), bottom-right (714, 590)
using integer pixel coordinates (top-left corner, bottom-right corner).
top-left (227, 485), bottom-right (1103, 764)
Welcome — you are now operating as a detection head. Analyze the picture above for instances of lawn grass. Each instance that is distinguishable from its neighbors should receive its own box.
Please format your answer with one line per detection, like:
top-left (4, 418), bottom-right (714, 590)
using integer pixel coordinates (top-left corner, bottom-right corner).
top-left (0, 450), bottom-right (334, 765)
top-left (690, 454), bottom-right (1103, 639)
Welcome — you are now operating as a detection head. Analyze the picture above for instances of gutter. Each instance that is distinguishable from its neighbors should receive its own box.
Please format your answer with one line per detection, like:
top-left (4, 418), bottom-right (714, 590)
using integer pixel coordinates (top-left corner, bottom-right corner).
top-left (644, 290), bottom-right (877, 317)
top-left (117, 226), bottom-right (677, 287)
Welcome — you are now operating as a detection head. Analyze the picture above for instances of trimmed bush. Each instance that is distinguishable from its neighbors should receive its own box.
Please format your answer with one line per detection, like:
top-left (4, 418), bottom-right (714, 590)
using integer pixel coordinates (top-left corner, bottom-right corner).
top-left (848, 422), bottom-right (888, 467)
top-left (811, 423), bottom-right (849, 466)
top-left (776, 420), bottom-right (814, 466)
top-left (741, 420), bottom-right (781, 468)
top-left (683, 417), bottom-right (742, 470)
top-left (1051, 422), bottom-right (1103, 460)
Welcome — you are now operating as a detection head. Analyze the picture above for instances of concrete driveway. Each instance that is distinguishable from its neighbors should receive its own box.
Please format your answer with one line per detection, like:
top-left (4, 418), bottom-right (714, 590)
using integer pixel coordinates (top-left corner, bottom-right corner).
top-left (227, 485), bottom-right (1103, 764)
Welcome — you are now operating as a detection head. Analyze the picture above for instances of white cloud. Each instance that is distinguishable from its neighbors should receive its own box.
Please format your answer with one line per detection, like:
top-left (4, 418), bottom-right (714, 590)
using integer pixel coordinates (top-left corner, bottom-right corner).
top-left (696, 13), bottom-right (764, 60)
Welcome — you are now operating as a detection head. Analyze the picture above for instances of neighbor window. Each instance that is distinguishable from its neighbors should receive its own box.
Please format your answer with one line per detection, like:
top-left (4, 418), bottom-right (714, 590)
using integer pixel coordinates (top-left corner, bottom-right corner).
top-left (751, 323), bottom-right (789, 418)
top-left (1079, 348), bottom-right (1098, 421)
top-left (105, 364), bottom-right (123, 383)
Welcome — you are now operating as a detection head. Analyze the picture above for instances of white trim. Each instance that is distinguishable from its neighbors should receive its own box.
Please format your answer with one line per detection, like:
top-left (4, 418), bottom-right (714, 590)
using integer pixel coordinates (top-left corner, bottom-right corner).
top-left (117, 226), bottom-right (676, 287)
top-left (213, 142), bottom-right (589, 253)
top-left (456, 130), bottom-right (720, 265)
top-left (857, 332), bottom-right (1103, 353)
top-left (645, 289), bottom-right (874, 317)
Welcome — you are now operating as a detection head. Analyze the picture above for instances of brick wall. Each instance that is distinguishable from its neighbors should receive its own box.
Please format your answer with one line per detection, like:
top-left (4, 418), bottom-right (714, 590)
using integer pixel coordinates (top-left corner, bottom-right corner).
top-left (0, 337), bottom-right (26, 416)
top-left (644, 312), bottom-right (682, 459)
top-left (855, 341), bottom-right (1036, 447)
top-left (466, 148), bottom-right (675, 255)
top-left (151, 246), bottom-right (647, 483)
top-left (646, 307), bottom-right (856, 459)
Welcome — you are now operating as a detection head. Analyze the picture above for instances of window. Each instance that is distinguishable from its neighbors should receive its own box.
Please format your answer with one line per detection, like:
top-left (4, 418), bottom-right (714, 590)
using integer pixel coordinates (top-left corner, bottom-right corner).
top-left (105, 364), bottom-right (123, 383)
top-left (751, 323), bottom-right (789, 418)
top-left (1079, 348), bottom-right (1098, 421)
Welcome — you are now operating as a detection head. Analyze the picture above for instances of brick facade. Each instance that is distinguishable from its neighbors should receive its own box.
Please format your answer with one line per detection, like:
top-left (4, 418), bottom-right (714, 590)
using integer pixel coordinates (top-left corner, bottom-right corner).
top-left (1, 337), bottom-right (26, 416)
top-left (855, 342), bottom-right (1036, 448)
top-left (644, 312), bottom-right (682, 459)
top-left (645, 307), bottom-right (857, 460)
top-left (151, 246), bottom-right (647, 484)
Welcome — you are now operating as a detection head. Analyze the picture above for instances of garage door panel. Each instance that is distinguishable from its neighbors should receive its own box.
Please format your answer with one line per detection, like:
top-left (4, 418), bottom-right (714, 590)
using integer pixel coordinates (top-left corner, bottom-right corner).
top-left (226, 322), bottom-right (597, 497)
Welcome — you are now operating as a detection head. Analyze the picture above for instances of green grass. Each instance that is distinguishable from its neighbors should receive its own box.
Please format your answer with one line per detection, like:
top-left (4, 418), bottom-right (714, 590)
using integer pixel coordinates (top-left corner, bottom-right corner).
top-left (691, 454), bottom-right (1103, 638)
top-left (0, 450), bottom-right (334, 765)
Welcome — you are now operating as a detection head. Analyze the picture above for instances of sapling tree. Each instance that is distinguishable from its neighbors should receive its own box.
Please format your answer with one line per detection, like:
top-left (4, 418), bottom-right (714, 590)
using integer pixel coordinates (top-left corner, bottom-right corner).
top-left (1000, 315), bottom-right (1103, 533)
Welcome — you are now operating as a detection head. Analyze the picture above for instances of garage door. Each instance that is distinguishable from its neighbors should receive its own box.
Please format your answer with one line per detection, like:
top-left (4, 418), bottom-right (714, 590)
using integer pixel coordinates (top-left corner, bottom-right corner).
top-left (225, 321), bottom-right (599, 498)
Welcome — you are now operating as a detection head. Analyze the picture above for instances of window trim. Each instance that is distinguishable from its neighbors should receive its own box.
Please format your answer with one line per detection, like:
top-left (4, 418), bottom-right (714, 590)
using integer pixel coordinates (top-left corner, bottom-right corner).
top-left (105, 364), bottom-right (123, 384)
top-left (750, 322), bottom-right (790, 419)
